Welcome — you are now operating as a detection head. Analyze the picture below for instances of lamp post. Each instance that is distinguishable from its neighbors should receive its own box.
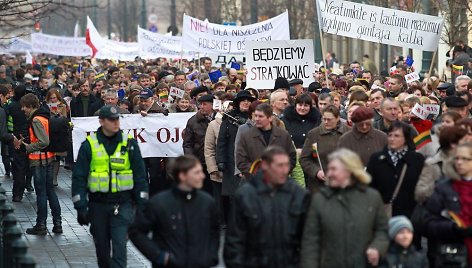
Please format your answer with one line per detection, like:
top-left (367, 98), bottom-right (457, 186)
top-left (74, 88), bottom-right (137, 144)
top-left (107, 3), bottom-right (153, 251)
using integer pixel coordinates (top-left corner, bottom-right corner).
top-left (421, 0), bottom-right (433, 76)
top-left (251, 0), bottom-right (258, 23)
top-left (107, 0), bottom-right (111, 39)
top-left (141, 0), bottom-right (147, 28)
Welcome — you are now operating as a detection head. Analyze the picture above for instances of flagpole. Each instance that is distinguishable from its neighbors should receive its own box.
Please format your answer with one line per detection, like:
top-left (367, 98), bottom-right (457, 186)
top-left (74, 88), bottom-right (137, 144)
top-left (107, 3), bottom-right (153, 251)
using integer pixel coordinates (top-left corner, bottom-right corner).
top-left (197, 52), bottom-right (201, 73)
top-left (315, 0), bottom-right (329, 85)
top-left (180, 49), bottom-right (183, 70)
top-left (428, 49), bottom-right (438, 78)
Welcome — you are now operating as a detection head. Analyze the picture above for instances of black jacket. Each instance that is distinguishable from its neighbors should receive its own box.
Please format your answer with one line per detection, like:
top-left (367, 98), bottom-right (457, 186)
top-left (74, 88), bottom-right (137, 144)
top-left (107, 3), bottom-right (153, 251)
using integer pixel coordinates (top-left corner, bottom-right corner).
top-left (129, 187), bottom-right (219, 268)
top-left (224, 172), bottom-right (310, 268)
top-left (183, 111), bottom-right (214, 165)
top-left (216, 109), bottom-right (249, 195)
top-left (379, 243), bottom-right (428, 268)
top-left (281, 106), bottom-right (321, 148)
top-left (367, 147), bottom-right (425, 218)
top-left (70, 93), bottom-right (100, 117)
top-left (5, 98), bottom-right (28, 139)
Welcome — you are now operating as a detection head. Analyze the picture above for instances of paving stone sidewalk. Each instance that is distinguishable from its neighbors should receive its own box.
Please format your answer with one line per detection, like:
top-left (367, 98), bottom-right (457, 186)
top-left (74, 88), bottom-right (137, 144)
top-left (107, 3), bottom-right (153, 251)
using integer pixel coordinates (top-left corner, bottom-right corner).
top-left (0, 167), bottom-right (151, 268)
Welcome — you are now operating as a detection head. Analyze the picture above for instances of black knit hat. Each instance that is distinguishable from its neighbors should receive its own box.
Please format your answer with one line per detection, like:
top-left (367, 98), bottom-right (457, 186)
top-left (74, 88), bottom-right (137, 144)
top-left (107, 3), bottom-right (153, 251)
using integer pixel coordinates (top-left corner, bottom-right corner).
top-left (273, 77), bottom-right (289, 92)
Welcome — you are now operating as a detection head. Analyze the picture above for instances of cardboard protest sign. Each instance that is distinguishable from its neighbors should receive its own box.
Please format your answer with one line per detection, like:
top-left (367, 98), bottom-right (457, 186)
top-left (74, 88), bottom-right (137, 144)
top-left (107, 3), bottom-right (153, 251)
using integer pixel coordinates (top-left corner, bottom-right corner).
top-left (411, 103), bottom-right (428, 120)
top-left (316, 0), bottom-right (444, 51)
top-left (169, 87), bottom-right (185, 99)
top-left (182, 12), bottom-right (290, 54)
top-left (245, 39), bottom-right (315, 89)
top-left (405, 72), bottom-right (420, 84)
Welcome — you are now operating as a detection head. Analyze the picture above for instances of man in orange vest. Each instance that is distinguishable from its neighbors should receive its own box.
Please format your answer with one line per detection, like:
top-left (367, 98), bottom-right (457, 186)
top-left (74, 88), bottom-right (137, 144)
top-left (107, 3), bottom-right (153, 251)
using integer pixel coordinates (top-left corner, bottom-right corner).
top-left (15, 93), bottom-right (62, 235)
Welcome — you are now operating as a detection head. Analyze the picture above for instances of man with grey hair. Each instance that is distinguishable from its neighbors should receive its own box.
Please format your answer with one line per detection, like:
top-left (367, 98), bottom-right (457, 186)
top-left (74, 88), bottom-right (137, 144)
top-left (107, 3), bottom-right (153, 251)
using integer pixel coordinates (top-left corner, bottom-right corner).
top-left (270, 89), bottom-right (289, 117)
top-left (94, 89), bottom-right (130, 115)
top-left (184, 80), bottom-right (196, 95)
top-left (455, 75), bottom-right (471, 93)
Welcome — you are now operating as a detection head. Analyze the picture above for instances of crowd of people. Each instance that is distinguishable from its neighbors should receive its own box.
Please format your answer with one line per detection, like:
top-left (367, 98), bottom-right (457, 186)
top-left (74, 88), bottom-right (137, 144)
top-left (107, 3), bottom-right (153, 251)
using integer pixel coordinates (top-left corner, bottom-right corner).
top-left (1, 50), bottom-right (472, 267)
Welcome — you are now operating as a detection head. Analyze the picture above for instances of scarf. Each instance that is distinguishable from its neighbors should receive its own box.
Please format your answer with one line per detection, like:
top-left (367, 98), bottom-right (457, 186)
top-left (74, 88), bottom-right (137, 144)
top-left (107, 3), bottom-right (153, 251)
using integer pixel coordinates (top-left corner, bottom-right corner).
top-left (387, 147), bottom-right (408, 167)
top-left (452, 180), bottom-right (472, 264)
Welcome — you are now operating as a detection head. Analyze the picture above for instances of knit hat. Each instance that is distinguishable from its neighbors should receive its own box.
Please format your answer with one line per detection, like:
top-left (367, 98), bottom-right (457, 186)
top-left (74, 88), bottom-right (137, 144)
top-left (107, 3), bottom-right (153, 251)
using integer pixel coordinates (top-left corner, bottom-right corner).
top-left (273, 77), bottom-right (289, 92)
top-left (351, 107), bottom-right (374, 123)
top-left (445, 96), bottom-right (468, 108)
top-left (308, 82), bottom-right (322, 93)
top-left (388, 216), bottom-right (413, 239)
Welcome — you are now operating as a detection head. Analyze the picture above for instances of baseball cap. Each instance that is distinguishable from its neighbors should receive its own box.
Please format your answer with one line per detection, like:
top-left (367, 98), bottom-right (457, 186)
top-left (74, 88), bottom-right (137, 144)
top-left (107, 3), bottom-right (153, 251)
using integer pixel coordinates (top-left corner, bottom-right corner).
top-left (139, 88), bottom-right (154, 99)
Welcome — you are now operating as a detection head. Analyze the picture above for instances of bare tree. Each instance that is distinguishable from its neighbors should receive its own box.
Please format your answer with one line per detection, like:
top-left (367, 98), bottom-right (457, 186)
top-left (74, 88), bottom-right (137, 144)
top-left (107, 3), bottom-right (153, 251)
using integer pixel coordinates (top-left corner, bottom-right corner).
top-left (433, 0), bottom-right (471, 46)
top-left (0, 0), bottom-right (96, 39)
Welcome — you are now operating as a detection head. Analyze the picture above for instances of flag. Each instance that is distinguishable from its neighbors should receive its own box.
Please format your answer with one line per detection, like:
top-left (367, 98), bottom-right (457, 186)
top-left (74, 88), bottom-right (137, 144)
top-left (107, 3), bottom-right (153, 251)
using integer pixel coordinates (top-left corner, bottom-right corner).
top-left (414, 130), bottom-right (432, 150)
top-left (230, 62), bottom-right (241, 70)
top-left (209, 70), bottom-right (222, 83)
top-left (452, 65), bottom-right (464, 75)
top-left (312, 143), bottom-right (319, 159)
top-left (449, 211), bottom-right (466, 228)
top-left (405, 55), bottom-right (414, 67)
top-left (249, 159), bottom-right (262, 174)
top-left (86, 17), bottom-right (103, 58)
top-left (159, 92), bottom-right (168, 102)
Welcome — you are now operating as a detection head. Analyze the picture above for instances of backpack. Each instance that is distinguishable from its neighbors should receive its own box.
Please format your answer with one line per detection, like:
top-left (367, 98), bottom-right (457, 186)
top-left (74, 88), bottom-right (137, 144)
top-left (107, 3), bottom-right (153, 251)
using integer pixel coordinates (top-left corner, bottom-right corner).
top-left (46, 114), bottom-right (71, 153)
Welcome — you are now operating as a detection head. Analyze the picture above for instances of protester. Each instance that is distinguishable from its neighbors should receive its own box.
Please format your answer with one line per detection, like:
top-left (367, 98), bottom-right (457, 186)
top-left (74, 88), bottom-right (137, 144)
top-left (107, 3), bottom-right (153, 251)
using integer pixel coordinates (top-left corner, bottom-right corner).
top-left (423, 143), bottom-right (472, 268)
top-left (183, 94), bottom-right (215, 193)
top-left (16, 93), bottom-right (62, 235)
top-left (338, 106), bottom-right (388, 165)
top-left (70, 79), bottom-right (99, 117)
top-left (378, 216), bottom-right (428, 268)
top-left (300, 105), bottom-right (350, 192)
top-left (224, 146), bottom-right (310, 268)
top-left (300, 148), bottom-right (389, 268)
top-left (270, 89), bottom-right (289, 117)
top-left (129, 155), bottom-right (219, 267)
top-left (236, 103), bottom-right (296, 178)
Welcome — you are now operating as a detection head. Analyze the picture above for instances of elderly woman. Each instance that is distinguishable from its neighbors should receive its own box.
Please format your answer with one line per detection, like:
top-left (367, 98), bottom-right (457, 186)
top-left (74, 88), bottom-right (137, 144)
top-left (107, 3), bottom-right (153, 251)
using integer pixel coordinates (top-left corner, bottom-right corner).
top-left (300, 105), bottom-right (350, 192)
top-left (423, 143), bottom-right (472, 268)
top-left (301, 148), bottom-right (389, 268)
top-left (367, 121), bottom-right (425, 219)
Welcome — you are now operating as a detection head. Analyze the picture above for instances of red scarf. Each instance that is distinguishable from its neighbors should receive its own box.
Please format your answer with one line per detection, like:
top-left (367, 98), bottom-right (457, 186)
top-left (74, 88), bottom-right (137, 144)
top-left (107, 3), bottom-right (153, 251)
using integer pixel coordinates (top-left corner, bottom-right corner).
top-left (452, 180), bottom-right (472, 263)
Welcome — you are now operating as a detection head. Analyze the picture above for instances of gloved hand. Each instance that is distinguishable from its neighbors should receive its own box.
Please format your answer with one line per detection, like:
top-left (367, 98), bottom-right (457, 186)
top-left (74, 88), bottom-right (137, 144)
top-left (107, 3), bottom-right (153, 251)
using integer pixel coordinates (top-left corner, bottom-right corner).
top-left (453, 224), bottom-right (472, 237)
top-left (77, 210), bottom-right (89, 226)
top-left (217, 163), bottom-right (225, 172)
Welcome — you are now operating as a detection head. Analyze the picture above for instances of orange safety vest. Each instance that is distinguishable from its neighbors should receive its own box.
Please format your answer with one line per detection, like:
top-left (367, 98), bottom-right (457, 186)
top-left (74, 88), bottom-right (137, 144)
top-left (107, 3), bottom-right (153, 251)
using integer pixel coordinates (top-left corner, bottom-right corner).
top-left (28, 116), bottom-right (55, 160)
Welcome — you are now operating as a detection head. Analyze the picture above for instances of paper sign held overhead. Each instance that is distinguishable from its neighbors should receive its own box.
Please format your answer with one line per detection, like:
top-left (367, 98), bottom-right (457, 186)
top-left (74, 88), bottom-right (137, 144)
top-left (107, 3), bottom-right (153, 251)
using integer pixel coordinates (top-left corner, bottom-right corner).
top-left (213, 99), bottom-right (222, 111)
top-left (405, 72), bottom-right (420, 84)
top-left (245, 39), bottom-right (316, 89)
top-left (169, 87), bottom-right (185, 99)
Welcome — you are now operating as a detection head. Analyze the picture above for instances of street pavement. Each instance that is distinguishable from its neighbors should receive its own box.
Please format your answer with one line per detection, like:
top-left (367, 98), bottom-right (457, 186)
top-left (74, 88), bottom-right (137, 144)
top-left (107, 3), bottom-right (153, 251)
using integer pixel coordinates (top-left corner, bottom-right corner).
top-left (0, 167), bottom-right (152, 268)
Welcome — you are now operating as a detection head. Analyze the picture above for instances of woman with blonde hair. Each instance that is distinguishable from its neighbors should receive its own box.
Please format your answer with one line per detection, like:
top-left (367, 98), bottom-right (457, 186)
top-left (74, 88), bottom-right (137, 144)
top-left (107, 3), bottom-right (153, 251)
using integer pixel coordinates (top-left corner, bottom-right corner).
top-left (301, 148), bottom-right (389, 268)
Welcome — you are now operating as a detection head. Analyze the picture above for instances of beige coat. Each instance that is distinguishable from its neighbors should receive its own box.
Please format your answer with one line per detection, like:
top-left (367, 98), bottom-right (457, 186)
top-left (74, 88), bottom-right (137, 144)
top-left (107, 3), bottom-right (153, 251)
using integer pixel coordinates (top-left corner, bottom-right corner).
top-left (204, 116), bottom-right (223, 182)
top-left (415, 150), bottom-right (458, 203)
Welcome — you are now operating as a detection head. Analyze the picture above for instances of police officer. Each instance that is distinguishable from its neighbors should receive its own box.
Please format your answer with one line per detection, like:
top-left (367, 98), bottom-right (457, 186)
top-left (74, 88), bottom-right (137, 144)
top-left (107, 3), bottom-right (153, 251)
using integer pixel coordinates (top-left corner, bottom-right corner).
top-left (71, 105), bottom-right (149, 268)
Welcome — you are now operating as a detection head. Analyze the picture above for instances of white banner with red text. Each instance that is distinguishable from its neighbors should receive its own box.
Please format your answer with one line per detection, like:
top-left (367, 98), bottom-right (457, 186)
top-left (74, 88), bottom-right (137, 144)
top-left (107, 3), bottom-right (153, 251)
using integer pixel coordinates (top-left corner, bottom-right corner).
top-left (72, 113), bottom-right (195, 159)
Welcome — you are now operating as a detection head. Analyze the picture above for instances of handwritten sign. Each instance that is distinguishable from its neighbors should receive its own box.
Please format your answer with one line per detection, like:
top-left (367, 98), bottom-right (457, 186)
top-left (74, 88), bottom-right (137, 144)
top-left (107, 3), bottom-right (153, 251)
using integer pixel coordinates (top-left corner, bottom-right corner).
top-left (169, 87), bottom-right (185, 98)
top-left (316, 0), bottom-right (444, 51)
top-left (245, 39), bottom-right (315, 89)
top-left (137, 27), bottom-right (194, 59)
top-left (31, 33), bottom-right (91, 57)
top-left (213, 99), bottom-right (222, 111)
top-left (182, 12), bottom-right (290, 54)
top-left (405, 72), bottom-right (420, 84)
top-left (423, 104), bottom-right (440, 115)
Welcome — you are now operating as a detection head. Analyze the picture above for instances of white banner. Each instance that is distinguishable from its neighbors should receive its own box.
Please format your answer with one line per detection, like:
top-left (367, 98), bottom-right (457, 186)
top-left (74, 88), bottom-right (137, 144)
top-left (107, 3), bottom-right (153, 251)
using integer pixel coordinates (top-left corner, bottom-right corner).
top-left (72, 113), bottom-right (195, 159)
top-left (245, 39), bottom-right (315, 89)
top-left (182, 12), bottom-right (290, 54)
top-left (137, 27), bottom-right (194, 59)
top-left (316, 0), bottom-right (444, 51)
top-left (0, 38), bottom-right (32, 54)
top-left (31, 33), bottom-right (91, 56)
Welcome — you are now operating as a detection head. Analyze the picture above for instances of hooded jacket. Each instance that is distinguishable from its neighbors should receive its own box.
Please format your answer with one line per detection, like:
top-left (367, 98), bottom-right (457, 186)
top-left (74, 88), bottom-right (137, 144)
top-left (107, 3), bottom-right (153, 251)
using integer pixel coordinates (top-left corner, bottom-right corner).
top-left (25, 106), bottom-right (52, 167)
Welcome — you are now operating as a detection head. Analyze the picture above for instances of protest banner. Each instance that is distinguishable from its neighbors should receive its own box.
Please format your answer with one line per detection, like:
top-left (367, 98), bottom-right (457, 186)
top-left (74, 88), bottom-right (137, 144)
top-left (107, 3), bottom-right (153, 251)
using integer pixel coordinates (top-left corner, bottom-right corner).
top-left (0, 38), bottom-right (32, 54)
top-left (72, 113), bottom-right (195, 159)
top-left (208, 54), bottom-right (246, 67)
top-left (137, 27), bottom-right (194, 59)
top-left (31, 33), bottom-right (91, 57)
top-left (405, 72), bottom-right (420, 84)
top-left (245, 39), bottom-right (315, 89)
top-left (182, 12), bottom-right (290, 54)
top-left (316, 0), bottom-right (444, 51)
